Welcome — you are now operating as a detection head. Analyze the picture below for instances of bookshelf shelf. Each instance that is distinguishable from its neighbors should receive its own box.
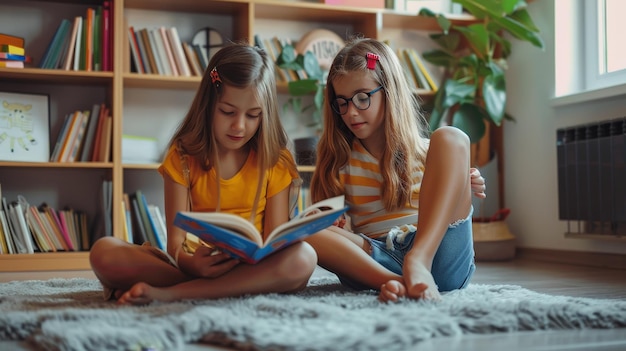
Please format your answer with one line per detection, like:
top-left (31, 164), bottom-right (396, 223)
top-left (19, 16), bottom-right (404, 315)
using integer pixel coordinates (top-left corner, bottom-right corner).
top-left (0, 67), bottom-right (113, 84)
top-left (0, 0), bottom-right (474, 273)
top-left (0, 161), bottom-right (113, 169)
top-left (123, 73), bottom-right (201, 89)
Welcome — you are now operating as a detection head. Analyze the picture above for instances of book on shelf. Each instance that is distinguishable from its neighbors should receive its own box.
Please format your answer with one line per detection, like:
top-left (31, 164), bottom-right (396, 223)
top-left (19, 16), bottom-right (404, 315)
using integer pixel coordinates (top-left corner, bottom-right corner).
top-left (128, 26), bottom-right (145, 74)
top-left (0, 44), bottom-right (24, 56)
top-left (102, 1), bottom-right (112, 71)
top-left (406, 47), bottom-right (438, 92)
top-left (0, 53), bottom-right (30, 61)
top-left (0, 33), bottom-right (24, 48)
top-left (40, 203), bottom-right (73, 251)
top-left (39, 18), bottom-right (71, 69)
top-left (174, 195), bottom-right (348, 264)
top-left (84, 7), bottom-right (95, 71)
top-left (79, 103), bottom-right (103, 162)
top-left (138, 28), bottom-right (158, 74)
top-left (159, 27), bottom-right (179, 76)
top-left (122, 193), bottom-right (133, 243)
top-left (182, 41), bottom-right (203, 76)
top-left (67, 110), bottom-right (91, 162)
top-left (0, 61), bottom-right (23, 68)
top-left (92, 6), bottom-right (102, 71)
top-left (0, 209), bottom-right (10, 254)
top-left (97, 115), bottom-right (112, 162)
top-left (166, 27), bottom-right (191, 77)
top-left (401, 47), bottom-right (428, 91)
top-left (150, 28), bottom-right (172, 75)
top-left (72, 16), bottom-right (84, 71)
top-left (56, 111), bottom-right (84, 162)
top-left (6, 199), bottom-right (35, 254)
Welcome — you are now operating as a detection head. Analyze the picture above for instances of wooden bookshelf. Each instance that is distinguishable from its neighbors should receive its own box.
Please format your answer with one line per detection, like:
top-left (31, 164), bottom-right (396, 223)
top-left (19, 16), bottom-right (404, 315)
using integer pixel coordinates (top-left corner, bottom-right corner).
top-left (0, 0), bottom-right (476, 272)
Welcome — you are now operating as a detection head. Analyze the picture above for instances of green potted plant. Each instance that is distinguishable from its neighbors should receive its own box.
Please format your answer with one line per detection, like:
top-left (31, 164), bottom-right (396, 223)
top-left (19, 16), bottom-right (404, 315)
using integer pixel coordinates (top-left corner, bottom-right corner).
top-left (419, 0), bottom-right (544, 166)
top-left (276, 44), bottom-right (326, 165)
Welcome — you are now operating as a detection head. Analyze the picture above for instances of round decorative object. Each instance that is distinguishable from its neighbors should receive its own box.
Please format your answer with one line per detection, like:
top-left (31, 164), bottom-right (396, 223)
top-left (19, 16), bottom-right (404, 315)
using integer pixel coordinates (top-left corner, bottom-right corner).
top-left (192, 27), bottom-right (226, 64)
top-left (295, 29), bottom-right (345, 70)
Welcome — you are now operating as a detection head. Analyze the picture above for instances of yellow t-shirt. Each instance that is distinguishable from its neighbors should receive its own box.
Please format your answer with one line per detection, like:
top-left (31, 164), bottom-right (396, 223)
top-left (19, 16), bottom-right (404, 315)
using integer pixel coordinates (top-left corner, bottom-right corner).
top-left (158, 145), bottom-right (295, 234)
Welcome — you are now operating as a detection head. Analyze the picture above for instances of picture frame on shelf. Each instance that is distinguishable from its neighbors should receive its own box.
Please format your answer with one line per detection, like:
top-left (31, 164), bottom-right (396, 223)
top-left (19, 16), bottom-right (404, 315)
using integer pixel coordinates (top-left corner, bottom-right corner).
top-left (0, 91), bottom-right (50, 162)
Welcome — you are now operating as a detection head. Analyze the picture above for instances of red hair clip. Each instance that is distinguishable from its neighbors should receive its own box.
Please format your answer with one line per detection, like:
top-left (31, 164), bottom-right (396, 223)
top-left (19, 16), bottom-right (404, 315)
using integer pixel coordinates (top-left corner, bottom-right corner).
top-left (366, 52), bottom-right (379, 70)
top-left (210, 67), bottom-right (222, 85)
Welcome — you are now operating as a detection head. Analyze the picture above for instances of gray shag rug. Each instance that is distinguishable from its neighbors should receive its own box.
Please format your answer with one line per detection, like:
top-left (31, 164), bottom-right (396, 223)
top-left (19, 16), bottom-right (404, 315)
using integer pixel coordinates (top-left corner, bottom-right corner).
top-left (1, 273), bottom-right (626, 351)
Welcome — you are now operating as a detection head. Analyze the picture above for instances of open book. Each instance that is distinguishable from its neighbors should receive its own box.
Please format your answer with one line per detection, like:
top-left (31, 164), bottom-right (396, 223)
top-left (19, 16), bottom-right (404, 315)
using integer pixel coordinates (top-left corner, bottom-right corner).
top-left (173, 195), bottom-right (348, 264)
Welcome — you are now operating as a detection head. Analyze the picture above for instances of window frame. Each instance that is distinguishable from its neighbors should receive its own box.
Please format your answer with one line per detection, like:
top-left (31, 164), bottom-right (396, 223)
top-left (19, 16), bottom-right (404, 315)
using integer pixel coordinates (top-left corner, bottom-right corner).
top-left (553, 0), bottom-right (626, 106)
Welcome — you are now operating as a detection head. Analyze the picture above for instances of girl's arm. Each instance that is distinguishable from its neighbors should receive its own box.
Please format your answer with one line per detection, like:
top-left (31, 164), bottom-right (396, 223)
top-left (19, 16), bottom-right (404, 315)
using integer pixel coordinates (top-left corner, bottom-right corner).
top-left (163, 173), bottom-right (238, 277)
top-left (263, 185), bottom-right (290, 240)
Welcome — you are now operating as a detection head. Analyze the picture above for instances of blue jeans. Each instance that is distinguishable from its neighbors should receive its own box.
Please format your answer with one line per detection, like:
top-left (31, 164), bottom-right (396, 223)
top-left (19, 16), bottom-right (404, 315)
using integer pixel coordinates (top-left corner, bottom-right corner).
top-left (338, 208), bottom-right (476, 292)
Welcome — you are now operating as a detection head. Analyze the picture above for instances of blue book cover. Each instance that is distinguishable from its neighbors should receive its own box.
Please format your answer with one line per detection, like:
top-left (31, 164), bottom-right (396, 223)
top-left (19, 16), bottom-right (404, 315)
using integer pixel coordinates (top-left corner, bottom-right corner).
top-left (174, 195), bottom-right (348, 264)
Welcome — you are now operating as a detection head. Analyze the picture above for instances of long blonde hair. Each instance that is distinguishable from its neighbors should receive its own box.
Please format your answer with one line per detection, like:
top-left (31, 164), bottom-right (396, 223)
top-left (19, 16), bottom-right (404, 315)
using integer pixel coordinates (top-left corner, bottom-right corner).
top-left (170, 41), bottom-right (297, 219)
top-left (311, 37), bottom-right (429, 211)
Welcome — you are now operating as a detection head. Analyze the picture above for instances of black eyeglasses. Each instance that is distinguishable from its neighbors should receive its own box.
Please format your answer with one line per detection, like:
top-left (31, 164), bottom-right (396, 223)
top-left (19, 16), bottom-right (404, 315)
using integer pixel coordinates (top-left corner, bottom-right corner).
top-left (331, 86), bottom-right (384, 115)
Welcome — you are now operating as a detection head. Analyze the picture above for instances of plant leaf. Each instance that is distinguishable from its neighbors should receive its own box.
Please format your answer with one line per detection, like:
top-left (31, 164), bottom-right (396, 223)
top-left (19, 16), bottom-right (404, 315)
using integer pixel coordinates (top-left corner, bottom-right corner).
top-left (443, 79), bottom-right (475, 106)
top-left (454, 24), bottom-right (490, 60)
top-left (299, 51), bottom-right (324, 80)
top-left (288, 79), bottom-right (319, 96)
top-left (490, 14), bottom-right (545, 49)
top-left (428, 88), bottom-right (447, 131)
top-left (452, 103), bottom-right (487, 143)
top-left (276, 44), bottom-right (297, 66)
top-left (422, 49), bottom-right (457, 67)
top-left (482, 62), bottom-right (506, 125)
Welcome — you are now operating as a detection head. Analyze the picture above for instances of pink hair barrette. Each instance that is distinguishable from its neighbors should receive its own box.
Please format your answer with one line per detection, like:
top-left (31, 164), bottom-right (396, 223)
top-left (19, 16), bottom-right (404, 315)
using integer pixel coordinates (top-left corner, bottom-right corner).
top-left (366, 52), bottom-right (379, 70)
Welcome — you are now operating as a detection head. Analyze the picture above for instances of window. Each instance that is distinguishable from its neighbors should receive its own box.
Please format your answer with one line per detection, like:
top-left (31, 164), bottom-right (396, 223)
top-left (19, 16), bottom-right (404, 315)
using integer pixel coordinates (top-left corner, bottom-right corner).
top-left (554, 0), bottom-right (626, 103)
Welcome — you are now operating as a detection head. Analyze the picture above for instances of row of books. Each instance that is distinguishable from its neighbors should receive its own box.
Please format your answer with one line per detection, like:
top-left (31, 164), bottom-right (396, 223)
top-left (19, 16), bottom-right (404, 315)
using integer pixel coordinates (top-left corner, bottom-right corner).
top-left (128, 26), bottom-right (210, 77)
top-left (122, 190), bottom-right (167, 250)
top-left (397, 47), bottom-right (438, 92)
top-left (50, 103), bottom-right (112, 163)
top-left (0, 33), bottom-right (30, 68)
top-left (39, 2), bottom-right (112, 71)
top-left (0, 186), bottom-right (90, 255)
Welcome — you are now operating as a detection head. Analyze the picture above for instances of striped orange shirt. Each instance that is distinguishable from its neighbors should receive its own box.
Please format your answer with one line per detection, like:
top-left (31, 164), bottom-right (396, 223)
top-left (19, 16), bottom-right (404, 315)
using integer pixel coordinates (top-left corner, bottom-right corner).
top-left (339, 140), bottom-right (425, 238)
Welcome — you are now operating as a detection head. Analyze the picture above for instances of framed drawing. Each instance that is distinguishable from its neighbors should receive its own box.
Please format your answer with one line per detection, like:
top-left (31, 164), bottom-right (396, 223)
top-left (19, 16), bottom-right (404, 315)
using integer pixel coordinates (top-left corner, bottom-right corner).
top-left (0, 91), bottom-right (50, 162)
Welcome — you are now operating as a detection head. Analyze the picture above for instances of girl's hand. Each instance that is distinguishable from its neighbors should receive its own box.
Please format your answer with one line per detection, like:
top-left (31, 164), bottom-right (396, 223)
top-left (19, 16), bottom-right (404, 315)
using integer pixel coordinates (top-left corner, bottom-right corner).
top-left (470, 168), bottom-right (486, 199)
top-left (188, 245), bottom-right (239, 278)
top-left (333, 214), bottom-right (347, 228)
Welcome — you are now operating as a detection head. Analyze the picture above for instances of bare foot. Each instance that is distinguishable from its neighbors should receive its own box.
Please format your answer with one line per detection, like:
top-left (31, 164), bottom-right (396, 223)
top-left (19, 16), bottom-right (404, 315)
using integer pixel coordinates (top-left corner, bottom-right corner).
top-left (117, 282), bottom-right (175, 305)
top-left (379, 280), bottom-right (407, 303)
top-left (404, 262), bottom-right (441, 301)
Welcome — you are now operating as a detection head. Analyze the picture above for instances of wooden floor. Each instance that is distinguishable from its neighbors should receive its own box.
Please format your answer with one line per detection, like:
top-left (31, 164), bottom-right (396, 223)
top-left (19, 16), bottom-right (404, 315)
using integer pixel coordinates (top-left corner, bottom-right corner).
top-left (2, 257), bottom-right (626, 350)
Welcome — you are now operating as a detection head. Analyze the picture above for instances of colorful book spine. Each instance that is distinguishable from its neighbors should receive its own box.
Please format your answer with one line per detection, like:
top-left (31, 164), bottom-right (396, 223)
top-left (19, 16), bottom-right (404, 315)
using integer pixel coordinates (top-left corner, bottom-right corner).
top-left (0, 44), bottom-right (24, 55)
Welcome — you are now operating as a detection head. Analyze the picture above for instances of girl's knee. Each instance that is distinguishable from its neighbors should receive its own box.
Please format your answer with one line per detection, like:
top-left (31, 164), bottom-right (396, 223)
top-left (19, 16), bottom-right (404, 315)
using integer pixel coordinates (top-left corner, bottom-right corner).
top-left (277, 242), bottom-right (318, 283)
top-left (430, 126), bottom-right (470, 153)
top-left (89, 237), bottom-right (129, 273)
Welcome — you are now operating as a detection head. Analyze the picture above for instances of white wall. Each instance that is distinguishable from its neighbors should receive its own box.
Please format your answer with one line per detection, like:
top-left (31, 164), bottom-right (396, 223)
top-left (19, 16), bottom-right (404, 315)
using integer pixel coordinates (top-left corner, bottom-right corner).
top-left (504, 0), bottom-right (626, 254)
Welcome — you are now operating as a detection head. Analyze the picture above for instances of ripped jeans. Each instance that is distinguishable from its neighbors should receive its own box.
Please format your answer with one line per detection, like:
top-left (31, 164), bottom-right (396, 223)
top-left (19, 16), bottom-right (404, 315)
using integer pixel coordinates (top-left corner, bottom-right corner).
top-left (338, 208), bottom-right (476, 292)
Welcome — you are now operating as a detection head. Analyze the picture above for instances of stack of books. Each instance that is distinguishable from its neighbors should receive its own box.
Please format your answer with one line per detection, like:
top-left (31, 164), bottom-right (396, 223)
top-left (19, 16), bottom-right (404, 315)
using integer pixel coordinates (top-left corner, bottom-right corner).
top-left (0, 33), bottom-right (30, 68)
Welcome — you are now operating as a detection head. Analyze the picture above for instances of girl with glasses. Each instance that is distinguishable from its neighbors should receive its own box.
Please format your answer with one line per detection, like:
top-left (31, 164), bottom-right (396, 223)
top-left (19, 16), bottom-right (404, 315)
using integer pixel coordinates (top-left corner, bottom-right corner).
top-left (308, 37), bottom-right (486, 302)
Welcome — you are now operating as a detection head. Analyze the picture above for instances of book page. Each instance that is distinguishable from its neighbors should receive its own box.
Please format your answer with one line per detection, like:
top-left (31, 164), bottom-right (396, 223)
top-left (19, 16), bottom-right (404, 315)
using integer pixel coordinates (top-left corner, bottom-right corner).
top-left (293, 195), bottom-right (345, 220)
top-left (176, 211), bottom-right (262, 245)
top-left (265, 195), bottom-right (346, 244)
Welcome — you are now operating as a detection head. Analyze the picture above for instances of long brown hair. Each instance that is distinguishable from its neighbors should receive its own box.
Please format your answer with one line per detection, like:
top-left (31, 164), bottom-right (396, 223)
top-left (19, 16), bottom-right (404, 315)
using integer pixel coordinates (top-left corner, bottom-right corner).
top-left (311, 37), bottom-right (429, 211)
top-left (169, 41), bottom-right (297, 218)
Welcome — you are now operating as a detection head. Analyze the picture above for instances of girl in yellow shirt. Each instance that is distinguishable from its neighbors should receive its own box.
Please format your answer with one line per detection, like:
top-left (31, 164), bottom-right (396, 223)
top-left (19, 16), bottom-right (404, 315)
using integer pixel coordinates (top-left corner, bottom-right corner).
top-left (90, 42), bottom-right (317, 305)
